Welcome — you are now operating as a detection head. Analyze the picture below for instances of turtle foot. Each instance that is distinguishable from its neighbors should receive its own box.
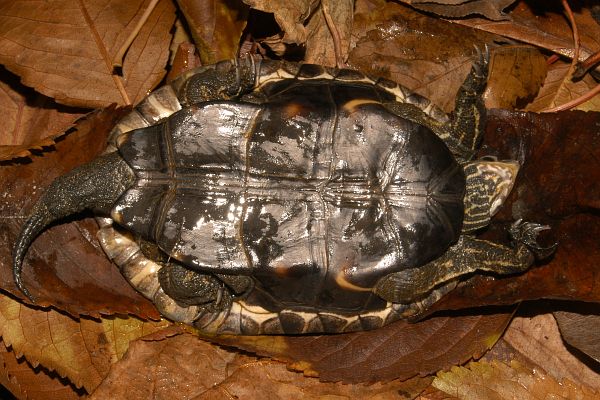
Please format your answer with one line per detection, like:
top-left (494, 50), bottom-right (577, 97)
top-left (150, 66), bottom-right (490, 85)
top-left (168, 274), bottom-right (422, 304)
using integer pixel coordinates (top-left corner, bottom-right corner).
top-left (509, 219), bottom-right (558, 260)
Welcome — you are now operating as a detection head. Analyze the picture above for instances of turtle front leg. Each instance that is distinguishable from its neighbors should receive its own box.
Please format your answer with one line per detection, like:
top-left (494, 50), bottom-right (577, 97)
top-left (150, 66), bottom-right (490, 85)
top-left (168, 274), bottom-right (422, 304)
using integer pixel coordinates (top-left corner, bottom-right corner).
top-left (447, 46), bottom-right (489, 161)
top-left (374, 220), bottom-right (556, 304)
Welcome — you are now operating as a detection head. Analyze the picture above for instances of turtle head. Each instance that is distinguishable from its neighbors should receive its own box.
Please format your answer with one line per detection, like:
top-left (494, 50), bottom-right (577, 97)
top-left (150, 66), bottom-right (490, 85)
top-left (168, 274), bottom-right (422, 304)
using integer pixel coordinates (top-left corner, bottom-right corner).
top-left (462, 159), bottom-right (520, 233)
top-left (13, 151), bottom-right (135, 300)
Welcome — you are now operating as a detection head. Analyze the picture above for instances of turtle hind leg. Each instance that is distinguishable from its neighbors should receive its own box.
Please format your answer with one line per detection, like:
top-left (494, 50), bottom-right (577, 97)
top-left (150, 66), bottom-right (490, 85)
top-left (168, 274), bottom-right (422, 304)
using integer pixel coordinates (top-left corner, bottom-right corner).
top-left (374, 220), bottom-right (556, 304)
top-left (158, 261), bottom-right (253, 312)
top-left (449, 46), bottom-right (490, 161)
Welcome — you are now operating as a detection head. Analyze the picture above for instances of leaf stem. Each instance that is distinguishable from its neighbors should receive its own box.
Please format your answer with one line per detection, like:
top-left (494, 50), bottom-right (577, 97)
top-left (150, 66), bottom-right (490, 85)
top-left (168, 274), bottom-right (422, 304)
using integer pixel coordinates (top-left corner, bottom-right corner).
top-left (543, 0), bottom-right (582, 112)
top-left (321, 2), bottom-right (347, 69)
top-left (112, 0), bottom-right (160, 70)
top-left (77, 0), bottom-right (131, 105)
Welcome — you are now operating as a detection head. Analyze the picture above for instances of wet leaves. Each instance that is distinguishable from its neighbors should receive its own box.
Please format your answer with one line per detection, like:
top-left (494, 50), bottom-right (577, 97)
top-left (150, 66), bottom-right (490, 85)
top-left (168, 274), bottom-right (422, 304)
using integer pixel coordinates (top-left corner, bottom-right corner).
top-left (0, 0), bottom-right (599, 398)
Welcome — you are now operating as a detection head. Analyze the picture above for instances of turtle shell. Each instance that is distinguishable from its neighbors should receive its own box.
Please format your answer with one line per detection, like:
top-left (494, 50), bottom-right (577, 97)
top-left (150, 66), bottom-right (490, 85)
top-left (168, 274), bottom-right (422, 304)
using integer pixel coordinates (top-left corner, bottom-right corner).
top-left (110, 73), bottom-right (465, 315)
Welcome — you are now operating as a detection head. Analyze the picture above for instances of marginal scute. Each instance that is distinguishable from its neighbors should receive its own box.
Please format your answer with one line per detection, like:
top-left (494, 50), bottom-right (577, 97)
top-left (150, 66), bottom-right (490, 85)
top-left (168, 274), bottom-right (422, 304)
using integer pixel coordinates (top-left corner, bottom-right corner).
top-left (343, 318), bottom-right (363, 332)
top-left (358, 316), bottom-right (384, 331)
top-left (335, 68), bottom-right (369, 82)
top-left (306, 316), bottom-right (325, 333)
top-left (279, 311), bottom-right (308, 334)
top-left (239, 314), bottom-right (260, 335)
top-left (261, 317), bottom-right (285, 335)
top-left (375, 77), bottom-right (397, 89)
top-left (318, 313), bottom-right (348, 333)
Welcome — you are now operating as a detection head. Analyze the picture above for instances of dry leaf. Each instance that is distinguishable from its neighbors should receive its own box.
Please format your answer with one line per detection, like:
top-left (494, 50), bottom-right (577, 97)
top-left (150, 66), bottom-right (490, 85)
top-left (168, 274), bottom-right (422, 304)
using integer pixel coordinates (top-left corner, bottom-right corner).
top-left (400, 0), bottom-right (516, 20)
top-left (484, 46), bottom-right (547, 109)
top-left (89, 333), bottom-right (238, 399)
top-left (526, 60), bottom-right (600, 111)
top-left (0, 68), bottom-right (85, 161)
top-left (199, 358), bottom-right (432, 400)
top-left (0, 341), bottom-right (83, 400)
top-left (455, 2), bottom-right (600, 65)
top-left (433, 360), bottom-right (599, 399)
top-left (554, 308), bottom-right (600, 365)
top-left (177, 0), bottom-right (249, 64)
top-left (304, 0), bottom-right (354, 66)
top-left (91, 333), bottom-right (433, 399)
top-left (503, 313), bottom-right (600, 392)
top-left (0, 0), bottom-right (176, 108)
top-left (211, 311), bottom-right (513, 383)
top-left (242, 0), bottom-right (320, 45)
top-left (0, 294), bottom-right (170, 393)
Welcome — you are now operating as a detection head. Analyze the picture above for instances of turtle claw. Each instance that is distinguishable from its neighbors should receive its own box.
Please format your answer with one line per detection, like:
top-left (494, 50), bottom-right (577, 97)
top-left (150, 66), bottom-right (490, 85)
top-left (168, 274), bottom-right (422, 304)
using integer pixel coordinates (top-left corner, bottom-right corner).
top-left (472, 45), bottom-right (490, 80)
top-left (509, 219), bottom-right (558, 260)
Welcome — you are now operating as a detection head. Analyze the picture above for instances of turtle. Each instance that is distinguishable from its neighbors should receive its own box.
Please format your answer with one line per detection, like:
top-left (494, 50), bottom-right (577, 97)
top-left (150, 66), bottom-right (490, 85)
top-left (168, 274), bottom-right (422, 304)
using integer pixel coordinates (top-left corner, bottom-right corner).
top-left (13, 50), bottom-right (555, 334)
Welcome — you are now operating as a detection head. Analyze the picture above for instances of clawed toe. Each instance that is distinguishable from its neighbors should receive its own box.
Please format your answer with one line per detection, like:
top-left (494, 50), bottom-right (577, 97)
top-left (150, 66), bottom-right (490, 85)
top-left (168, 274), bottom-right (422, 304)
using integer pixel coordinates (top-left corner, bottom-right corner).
top-left (509, 219), bottom-right (558, 259)
top-left (472, 45), bottom-right (490, 79)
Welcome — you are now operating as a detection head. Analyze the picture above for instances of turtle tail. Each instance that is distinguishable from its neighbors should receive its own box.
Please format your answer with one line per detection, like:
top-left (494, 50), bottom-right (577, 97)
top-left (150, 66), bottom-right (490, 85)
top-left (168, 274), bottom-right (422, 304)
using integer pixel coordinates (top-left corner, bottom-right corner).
top-left (13, 151), bottom-right (135, 300)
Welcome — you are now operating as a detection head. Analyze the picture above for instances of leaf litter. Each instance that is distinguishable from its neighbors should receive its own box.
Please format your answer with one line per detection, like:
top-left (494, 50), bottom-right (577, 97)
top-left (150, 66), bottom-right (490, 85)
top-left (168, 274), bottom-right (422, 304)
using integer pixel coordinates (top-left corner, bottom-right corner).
top-left (0, 0), bottom-right (599, 398)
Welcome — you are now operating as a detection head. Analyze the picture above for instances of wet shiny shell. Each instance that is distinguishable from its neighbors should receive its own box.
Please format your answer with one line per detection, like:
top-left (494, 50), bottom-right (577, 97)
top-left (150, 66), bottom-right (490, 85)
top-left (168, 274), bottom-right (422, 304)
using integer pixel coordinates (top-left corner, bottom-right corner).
top-left (98, 61), bottom-right (465, 334)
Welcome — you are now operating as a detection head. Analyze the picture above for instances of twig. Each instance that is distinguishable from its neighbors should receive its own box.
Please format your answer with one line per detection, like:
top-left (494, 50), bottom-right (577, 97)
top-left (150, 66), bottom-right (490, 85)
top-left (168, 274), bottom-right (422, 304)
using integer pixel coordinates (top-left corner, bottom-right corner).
top-left (544, 82), bottom-right (600, 112)
top-left (112, 0), bottom-right (160, 70)
top-left (321, 2), bottom-right (346, 69)
top-left (573, 49), bottom-right (600, 79)
top-left (543, 0), bottom-right (583, 112)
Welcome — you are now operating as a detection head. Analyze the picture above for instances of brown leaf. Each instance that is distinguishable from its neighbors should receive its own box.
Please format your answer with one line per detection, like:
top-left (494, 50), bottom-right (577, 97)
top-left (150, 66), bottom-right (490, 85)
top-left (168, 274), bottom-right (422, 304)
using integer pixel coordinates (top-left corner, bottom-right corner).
top-left (199, 359), bottom-right (432, 400)
top-left (0, 341), bottom-right (83, 400)
top-left (350, 0), bottom-right (501, 112)
top-left (166, 42), bottom-right (202, 82)
top-left (0, 106), bottom-right (160, 319)
top-left (91, 333), bottom-right (433, 399)
top-left (0, 68), bottom-right (86, 161)
top-left (428, 109), bottom-right (600, 311)
top-left (455, 2), bottom-right (600, 67)
top-left (304, 0), bottom-right (354, 66)
top-left (554, 307), bottom-right (600, 365)
top-left (0, 293), bottom-right (170, 393)
top-left (433, 360), bottom-right (599, 399)
top-left (178, 0), bottom-right (249, 64)
top-left (242, 0), bottom-right (320, 45)
top-left (89, 334), bottom-right (238, 399)
top-left (484, 46), bottom-right (547, 109)
top-left (211, 311), bottom-right (513, 383)
top-left (526, 60), bottom-right (600, 112)
top-left (400, 0), bottom-right (516, 20)
top-left (504, 313), bottom-right (600, 392)
top-left (0, 0), bottom-right (176, 108)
